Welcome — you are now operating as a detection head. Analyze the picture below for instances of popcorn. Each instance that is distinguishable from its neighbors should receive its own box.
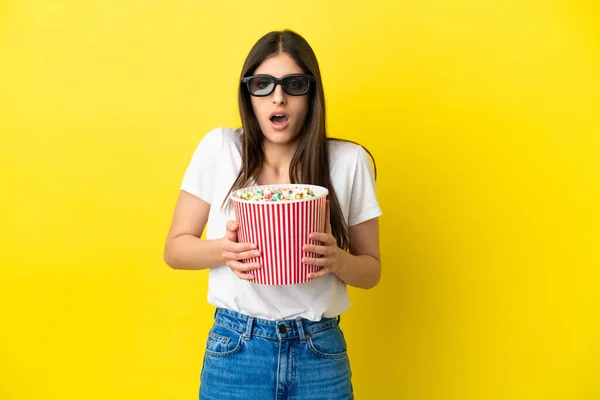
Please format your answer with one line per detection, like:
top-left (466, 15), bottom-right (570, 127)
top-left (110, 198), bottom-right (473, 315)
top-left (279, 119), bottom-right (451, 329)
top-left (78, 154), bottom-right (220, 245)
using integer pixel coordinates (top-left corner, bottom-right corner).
top-left (230, 183), bottom-right (328, 285)
top-left (235, 186), bottom-right (317, 202)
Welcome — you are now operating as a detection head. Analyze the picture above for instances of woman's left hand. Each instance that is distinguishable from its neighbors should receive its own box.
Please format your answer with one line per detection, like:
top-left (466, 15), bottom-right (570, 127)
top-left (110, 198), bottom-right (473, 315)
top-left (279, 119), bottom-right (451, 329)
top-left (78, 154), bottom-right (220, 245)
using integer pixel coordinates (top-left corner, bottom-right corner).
top-left (302, 201), bottom-right (344, 280)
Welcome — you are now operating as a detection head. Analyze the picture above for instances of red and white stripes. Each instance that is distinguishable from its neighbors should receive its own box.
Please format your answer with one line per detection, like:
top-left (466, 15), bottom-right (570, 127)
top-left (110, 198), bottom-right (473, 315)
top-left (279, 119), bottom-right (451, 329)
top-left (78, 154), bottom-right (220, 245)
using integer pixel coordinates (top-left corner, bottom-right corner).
top-left (233, 196), bottom-right (327, 285)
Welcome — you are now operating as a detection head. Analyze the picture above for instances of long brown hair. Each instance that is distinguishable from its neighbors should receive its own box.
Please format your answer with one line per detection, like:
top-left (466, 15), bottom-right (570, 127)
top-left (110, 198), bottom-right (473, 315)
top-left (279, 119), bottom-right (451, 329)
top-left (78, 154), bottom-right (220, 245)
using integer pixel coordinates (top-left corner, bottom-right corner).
top-left (222, 29), bottom-right (376, 251)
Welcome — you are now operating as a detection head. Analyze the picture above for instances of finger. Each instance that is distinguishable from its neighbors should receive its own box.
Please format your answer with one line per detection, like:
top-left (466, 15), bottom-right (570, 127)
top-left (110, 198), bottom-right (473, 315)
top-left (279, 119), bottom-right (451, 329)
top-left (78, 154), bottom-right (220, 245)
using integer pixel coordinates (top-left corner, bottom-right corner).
top-left (308, 267), bottom-right (329, 280)
top-left (225, 220), bottom-right (239, 241)
top-left (221, 239), bottom-right (256, 252)
top-left (308, 232), bottom-right (336, 244)
top-left (225, 241), bottom-right (257, 252)
top-left (326, 200), bottom-right (332, 235)
top-left (303, 243), bottom-right (331, 256)
top-left (226, 260), bottom-right (261, 273)
top-left (222, 248), bottom-right (261, 261)
top-left (302, 256), bottom-right (330, 267)
top-left (233, 269), bottom-right (255, 280)
top-left (226, 220), bottom-right (239, 231)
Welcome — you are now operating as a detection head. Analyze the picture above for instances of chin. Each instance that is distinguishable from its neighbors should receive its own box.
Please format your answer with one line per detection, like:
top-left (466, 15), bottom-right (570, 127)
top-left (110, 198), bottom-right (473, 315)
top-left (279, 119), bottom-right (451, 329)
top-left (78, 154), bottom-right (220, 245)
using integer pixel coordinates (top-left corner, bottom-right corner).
top-left (261, 127), bottom-right (300, 144)
top-left (263, 135), bottom-right (295, 146)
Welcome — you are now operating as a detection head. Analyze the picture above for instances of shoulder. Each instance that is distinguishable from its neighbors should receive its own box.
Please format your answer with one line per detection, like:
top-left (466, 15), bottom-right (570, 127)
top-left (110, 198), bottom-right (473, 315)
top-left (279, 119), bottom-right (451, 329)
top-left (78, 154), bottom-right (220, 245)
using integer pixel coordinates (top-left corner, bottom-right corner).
top-left (220, 126), bottom-right (243, 143)
top-left (328, 138), bottom-right (373, 168)
top-left (196, 127), bottom-right (243, 150)
top-left (201, 126), bottom-right (243, 142)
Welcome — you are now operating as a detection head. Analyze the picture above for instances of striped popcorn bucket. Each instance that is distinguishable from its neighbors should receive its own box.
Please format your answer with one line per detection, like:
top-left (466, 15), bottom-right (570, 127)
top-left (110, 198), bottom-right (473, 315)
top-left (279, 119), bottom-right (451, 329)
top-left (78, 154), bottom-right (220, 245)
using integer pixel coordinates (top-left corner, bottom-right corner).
top-left (230, 184), bottom-right (329, 285)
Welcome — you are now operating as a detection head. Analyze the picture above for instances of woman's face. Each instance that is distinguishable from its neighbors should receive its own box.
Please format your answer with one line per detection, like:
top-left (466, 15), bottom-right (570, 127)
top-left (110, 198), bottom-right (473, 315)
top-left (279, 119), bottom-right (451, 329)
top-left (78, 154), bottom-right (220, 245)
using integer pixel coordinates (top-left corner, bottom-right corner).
top-left (250, 52), bottom-right (310, 147)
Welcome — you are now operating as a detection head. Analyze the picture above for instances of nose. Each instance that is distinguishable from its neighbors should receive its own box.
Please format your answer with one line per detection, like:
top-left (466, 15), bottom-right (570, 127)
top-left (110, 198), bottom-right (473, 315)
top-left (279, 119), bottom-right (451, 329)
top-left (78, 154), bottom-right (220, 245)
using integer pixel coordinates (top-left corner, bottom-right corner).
top-left (272, 83), bottom-right (287, 105)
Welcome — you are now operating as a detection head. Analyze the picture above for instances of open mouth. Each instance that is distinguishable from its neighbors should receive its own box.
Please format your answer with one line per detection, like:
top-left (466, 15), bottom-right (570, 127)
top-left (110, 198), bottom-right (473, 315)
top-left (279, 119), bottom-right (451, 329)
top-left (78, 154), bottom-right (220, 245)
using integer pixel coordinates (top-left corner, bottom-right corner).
top-left (270, 114), bottom-right (289, 124)
top-left (269, 112), bottom-right (290, 130)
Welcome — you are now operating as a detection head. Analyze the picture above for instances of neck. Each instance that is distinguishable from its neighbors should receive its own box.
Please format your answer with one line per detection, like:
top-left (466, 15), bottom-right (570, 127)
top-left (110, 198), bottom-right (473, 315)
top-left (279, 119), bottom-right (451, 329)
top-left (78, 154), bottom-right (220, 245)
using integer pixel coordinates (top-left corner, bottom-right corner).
top-left (259, 140), bottom-right (299, 184)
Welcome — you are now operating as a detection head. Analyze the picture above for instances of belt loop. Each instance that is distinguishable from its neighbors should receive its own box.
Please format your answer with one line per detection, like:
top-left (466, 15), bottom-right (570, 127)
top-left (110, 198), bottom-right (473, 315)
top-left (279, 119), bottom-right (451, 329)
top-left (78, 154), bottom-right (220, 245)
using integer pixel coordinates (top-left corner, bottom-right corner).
top-left (244, 316), bottom-right (254, 341)
top-left (295, 318), bottom-right (308, 343)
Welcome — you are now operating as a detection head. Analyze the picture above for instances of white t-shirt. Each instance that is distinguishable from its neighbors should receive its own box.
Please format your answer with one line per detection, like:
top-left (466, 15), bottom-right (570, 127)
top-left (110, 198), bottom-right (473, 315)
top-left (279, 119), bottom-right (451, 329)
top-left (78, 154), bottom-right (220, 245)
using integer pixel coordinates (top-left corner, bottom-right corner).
top-left (180, 127), bottom-right (382, 321)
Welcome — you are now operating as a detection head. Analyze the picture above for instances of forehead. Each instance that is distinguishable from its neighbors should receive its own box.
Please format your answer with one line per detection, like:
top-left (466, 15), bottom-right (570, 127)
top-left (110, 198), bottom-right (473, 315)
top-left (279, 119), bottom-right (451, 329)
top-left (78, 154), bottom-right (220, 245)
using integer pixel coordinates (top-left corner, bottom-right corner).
top-left (254, 52), bottom-right (304, 77)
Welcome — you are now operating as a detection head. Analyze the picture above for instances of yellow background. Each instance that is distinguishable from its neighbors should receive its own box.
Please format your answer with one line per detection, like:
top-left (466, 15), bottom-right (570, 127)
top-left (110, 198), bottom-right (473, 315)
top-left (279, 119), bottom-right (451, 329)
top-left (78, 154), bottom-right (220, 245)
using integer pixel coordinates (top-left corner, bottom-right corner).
top-left (1, 0), bottom-right (599, 399)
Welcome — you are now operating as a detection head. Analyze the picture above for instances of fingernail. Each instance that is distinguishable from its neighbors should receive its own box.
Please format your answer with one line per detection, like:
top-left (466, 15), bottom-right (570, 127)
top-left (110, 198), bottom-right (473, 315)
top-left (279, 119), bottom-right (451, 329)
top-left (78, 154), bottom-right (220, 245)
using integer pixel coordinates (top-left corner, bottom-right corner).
top-left (254, 251), bottom-right (260, 257)
top-left (250, 244), bottom-right (256, 249)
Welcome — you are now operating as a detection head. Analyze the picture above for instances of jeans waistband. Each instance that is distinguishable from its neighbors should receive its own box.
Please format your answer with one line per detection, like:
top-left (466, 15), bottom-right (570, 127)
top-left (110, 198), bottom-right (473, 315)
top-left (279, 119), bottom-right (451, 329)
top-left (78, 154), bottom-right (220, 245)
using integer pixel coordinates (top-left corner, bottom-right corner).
top-left (213, 308), bottom-right (340, 342)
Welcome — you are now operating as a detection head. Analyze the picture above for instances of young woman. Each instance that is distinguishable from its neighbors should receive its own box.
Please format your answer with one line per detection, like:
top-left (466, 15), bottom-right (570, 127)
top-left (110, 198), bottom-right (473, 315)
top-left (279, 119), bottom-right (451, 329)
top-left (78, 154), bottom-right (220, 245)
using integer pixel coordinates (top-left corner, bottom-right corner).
top-left (164, 29), bottom-right (382, 400)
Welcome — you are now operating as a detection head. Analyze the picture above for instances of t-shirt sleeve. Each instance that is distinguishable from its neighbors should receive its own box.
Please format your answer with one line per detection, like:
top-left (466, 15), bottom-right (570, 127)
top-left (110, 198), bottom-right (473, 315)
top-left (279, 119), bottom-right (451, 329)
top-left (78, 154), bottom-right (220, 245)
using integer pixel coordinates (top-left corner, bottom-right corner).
top-left (180, 127), bottom-right (222, 204)
top-left (348, 146), bottom-right (383, 227)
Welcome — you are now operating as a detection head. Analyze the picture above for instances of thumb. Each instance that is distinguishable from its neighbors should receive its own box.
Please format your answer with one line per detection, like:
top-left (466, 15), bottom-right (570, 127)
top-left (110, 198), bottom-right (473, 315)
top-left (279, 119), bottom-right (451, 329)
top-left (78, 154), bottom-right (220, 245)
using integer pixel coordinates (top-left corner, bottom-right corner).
top-left (226, 220), bottom-right (238, 241)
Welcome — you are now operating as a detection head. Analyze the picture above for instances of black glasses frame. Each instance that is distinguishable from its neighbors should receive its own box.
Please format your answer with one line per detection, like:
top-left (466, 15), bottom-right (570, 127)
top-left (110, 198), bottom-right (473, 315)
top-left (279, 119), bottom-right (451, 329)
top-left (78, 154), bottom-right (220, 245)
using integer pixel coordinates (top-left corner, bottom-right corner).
top-left (241, 74), bottom-right (315, 97)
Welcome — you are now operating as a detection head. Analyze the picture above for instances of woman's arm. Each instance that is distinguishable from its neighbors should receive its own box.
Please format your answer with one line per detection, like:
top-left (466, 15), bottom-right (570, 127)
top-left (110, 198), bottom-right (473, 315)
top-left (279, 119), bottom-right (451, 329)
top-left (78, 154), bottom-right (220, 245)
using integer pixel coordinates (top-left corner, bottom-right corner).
top-left (303, 209), bottom-right (382, 289)
top-left (164, 191), bottom-right (260, 275)
top-left (333, 217), bottom-right (381, 289)
top-left (163, 191), bottom-right (224, 270)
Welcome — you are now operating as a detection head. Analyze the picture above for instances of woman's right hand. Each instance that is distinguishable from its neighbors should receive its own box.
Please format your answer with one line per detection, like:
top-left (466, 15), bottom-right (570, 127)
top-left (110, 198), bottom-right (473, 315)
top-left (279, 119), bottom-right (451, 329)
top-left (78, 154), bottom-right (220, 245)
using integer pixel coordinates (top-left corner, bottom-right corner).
top-left (220, 220), bottom-right (261, 280)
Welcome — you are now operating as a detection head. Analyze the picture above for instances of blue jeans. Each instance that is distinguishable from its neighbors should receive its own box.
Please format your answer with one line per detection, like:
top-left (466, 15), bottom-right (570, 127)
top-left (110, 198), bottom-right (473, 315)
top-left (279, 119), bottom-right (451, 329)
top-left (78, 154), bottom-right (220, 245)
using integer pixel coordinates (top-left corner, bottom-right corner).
top-left (199, 308), bottom-right (354, 400)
